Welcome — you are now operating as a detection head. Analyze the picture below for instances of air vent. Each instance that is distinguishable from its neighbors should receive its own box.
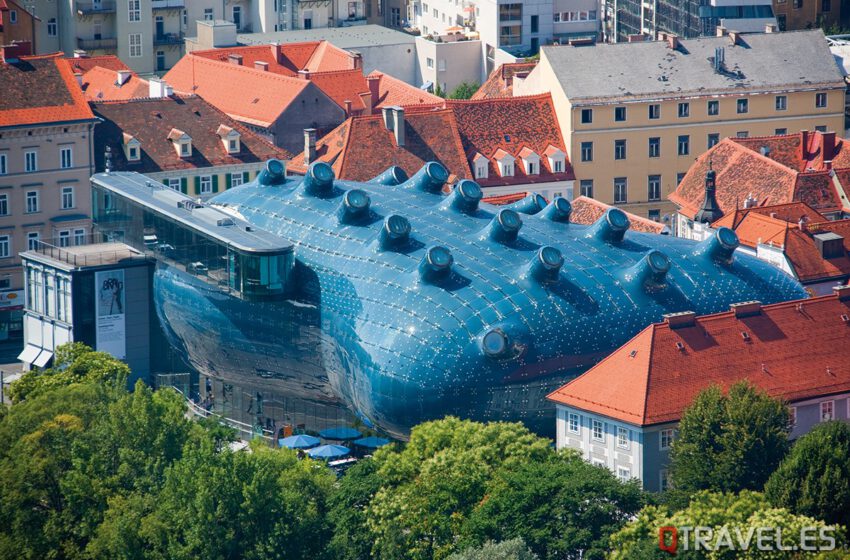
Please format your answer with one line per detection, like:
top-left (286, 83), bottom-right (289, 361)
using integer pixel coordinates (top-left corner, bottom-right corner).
top-left (675, 342), bottom-right (685, 351)
top-left (217, 218), bottom-right (234, 227)
top-left (664, 311), bottom-right (696, 329)
top-left (741, 331), bottom-right (751, 342)
top-left (731, 301), bottom-right (762, 318)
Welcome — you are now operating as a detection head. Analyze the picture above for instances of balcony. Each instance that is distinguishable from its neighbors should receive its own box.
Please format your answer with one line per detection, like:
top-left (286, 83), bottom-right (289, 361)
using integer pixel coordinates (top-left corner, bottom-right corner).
top-left (154, 33), bottom-right (185, 46)
top-left (152, 0), bottom-right (185, 9)
top-left (77, 36), bottom-right (118, 50)
top-left (76, 1), bottom-right (116, 15)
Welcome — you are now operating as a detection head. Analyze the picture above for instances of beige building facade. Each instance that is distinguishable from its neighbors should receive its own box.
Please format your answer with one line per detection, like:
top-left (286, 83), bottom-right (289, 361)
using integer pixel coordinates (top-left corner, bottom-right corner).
top-left (515, 30), bottom-right (846, 220)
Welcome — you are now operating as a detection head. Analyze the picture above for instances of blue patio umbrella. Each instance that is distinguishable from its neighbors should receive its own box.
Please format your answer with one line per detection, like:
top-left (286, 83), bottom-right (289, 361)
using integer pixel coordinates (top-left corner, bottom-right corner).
top-left (319, 426), bottom-right (362, 440)
top-left (279, 434), bottom-right (321, 449)
top-left (353, 436), bottom-right (391, 449)
top-left (306, 444), bottom-right (350, 459)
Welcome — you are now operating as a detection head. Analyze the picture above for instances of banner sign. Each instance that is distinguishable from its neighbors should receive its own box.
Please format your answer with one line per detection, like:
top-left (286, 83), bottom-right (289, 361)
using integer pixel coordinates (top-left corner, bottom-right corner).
top-left (95, 269), bottom-right (126, 359)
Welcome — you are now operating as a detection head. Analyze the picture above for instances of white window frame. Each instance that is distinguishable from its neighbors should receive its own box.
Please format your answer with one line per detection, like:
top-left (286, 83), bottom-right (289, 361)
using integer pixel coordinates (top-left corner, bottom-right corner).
top-left (167, 178), bottom-right (181, 191)
top-left (129, 33), bottom-right (142, 57)
top-left (128, 0), bottom-right (141, 22)
top-left (230, 173), bottom-right (244, 188)
top-left (47, 18), bottom-right (57, 36)
top-left (27, 231), bottom-right (39, 251)
top-left (0, 153), bottom-right (6, 175)
top-left (659, 469), bottom-right (671, 491)
top-left (821, 400), bottom-right (834, 422)
top-left (775, 95), bottom-right (787, 111)
top-left (128, 145), bottom-right (139, 161)
top-left (591, 419), bottom-right (605, 442)
top-left (0, 235), bottom-right (10, 258)
top-left (25, 150), bottom-right (38, 172)
top-left (199, 175), bottom-right (213, 194)
top-left (475, 163), bottom-right (487, 179)
top-left (180, 142), bottom-right (191, 156)
top-left (617, 466), bottom-right (631, 482)
top-left (617, 426), bottom-right (629, 449)
top-left (568, 412), bottom-right (580, 434)
top-left (0, 194), bottom-right (7, 216)
top-left (25, 191), bottom-right (39, 214)
top-left (426, 57), bottom-right (434, 69)
top-left (816, 92), bottom-right (827, 108)
top-left (660, 428), bottom-right (675, 450)
top-left (58, 230), bottom-right (71, 248)
top-left (60, 146), bottom-right (73, 169)
top-left (61, 186), bottom-right (74, 209)
top-left (73, 228), bottom-right (85, 246)
top-left (204, 8), bottom-right (214, 20)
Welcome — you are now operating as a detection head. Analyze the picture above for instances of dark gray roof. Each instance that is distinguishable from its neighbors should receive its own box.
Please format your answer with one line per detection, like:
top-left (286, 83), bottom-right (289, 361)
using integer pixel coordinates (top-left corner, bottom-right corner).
top-left (236, 25), bottom-right (415, 49)
top-left (541, 30), bottom-right (845, 102)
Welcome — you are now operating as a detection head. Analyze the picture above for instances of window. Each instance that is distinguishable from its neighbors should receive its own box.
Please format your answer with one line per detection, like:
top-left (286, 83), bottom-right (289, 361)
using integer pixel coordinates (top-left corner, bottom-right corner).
top-left (615, 106), bottom-right (626, 122)
top-left (0, 194), bottom-right (7, 216)
top-left (660, 469), bottom-right (671, 491)
top-left (180, 142), bottom-right (190, 156)
top-left (816, 92), bottom-right (827, 108)
top-left (0, 236), bottom-right (9, 258)
top-left (231, 173), bottom-right (244, 188)
top-left (60, 146), bottom-right (73, 169)
top-left (580, 179), bottom-right (593, 198)
top-left (9, 9), bottom-right (16, 23)
top-left (530, 14), bottom-right (538, 33)
top-left (199, 175), bottom-right (213, 194)
top-left (613, 177), bottom-right (627, 204)
top-left (553, 159), bottom-right (564, 172)
top-left (26, 191), bottom-right (38, 213)
top-left (581, 108), bottom-right (593, 124)
top-left (553, 12), bottom-right (560, 21)
top-left (47, 18), bottom-right (57, 36)
top-left (824, 0), bottom-right (831, 10)
top-left (678, 102), bottom-right (689, 118)
top-left (128, 0), bottom-right (140, 22)
top-left (426, 57), bottom-right (434, 68)
top-left (128, 146), bottom-right (139, 161)
top-left (648, 104), bottom-right (660, 119)
top-left (58, 230), bottom-right (70, 248)
top-left (821, 401), bottom-right (834, 421)
top-left (617, 467), bottom-right (631, 482)
top-left (25, 150), bottom-right (37, 172)
top-left (775, 128), bottom-right (788, 135)
top-left (568, 412), bottom-right (580, 433)
top-left (677, 172), bottom-right (686, 185)
top-left (648, 209), bottom-right (661, 222)
top-left (707, 100), bottom-right (719, 116)
top-left (677, 135), bottom-right (690, 156)
top-left (617, 426), bottom-right (629, 449)
top-left (475, 161), bottom-right (487, 179)
top-left (775, 95), bottom-right (787, 111)
top-left (649, 137), bottom-right (660, 158)
top-left (499, 24), bottom-right (521, 46)
top-left (737, 131), bottom-right (749, 138)
top-left (74, 228), bottom-right (85, 245)
top-left (499, 3), bottom-right (522, 21)
top-left (438, 59), bottom-right (446, 72)
top-left (0, 153), bottom-right (6, 175)
top-left (129, 33), bottom-right (142, 57)
top-left (793, 0), bottom-right (802, 8)
top-left (815, 125), bottom-right (827, 132)
top-left (707, 133), bottom-right (720, 148)
top-left (591, 419), bottom-right (605, 442)
top-left (614, 139), bottom-right (626, 160)
top-left (27, 232), bottom-right (39, 251)
top-left (789, 406), bottom-right (797, 427)
top-left (736, 98), bottom-right (748, 114)
top-left (580, 141), bottom-right (593, 162)
top-left (167, 178), bottom-right (181, 191)
top-left (648, 175), bottom-right (661, 201)
top-left (660, 428), bottom-right (675, 450)
top-left (228, 139), bottom-right (238, 152)
top-left (204, 8), bottom-right (214, 20)
top-left (60, 186), bottom-right (74, 209)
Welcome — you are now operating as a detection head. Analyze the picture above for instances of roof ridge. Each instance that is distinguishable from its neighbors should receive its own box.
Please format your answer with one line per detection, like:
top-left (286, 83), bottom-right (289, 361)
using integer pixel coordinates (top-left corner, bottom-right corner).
top-left (185, 54), bottom-right (311, 84)
top-left (641, 326), bottom-right (657, 424)
top-left (18, 51), bottom-right (65, 61)
top-left (335, 116), bottom-right (356, 178)
top-left (91, 93), bottom-right (199, 106)
top-left (446, 92), bottom-right (552, 104)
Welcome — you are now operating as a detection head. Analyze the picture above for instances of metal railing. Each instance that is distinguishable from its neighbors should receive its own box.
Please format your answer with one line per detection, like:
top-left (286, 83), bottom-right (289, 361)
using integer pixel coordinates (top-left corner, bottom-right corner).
top-left (77, 37), bottom-right (118, 50)
top-left (152, 0), bottom-right (184, 8)
top-left (76, 1), bottom-right (116, 14)
top-left (169, 385), bottom-right (275, 443)
top-left (27, 234), bottom-right (146, 268)
top-left (153, 33), bottom-right (184, 45)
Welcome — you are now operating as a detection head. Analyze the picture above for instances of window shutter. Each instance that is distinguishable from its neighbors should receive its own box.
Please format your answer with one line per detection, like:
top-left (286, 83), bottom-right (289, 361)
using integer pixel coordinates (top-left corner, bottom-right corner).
top-left (243, 171), bottom-right (250, 182)
top-left (180, 177), bottom-right (187, 194)
top-left (225, 173), bottom-right (232, 190)
top-left (212, 175), bottom-right (219, 193)
top-left (194, 176), bottom-right (200, 195)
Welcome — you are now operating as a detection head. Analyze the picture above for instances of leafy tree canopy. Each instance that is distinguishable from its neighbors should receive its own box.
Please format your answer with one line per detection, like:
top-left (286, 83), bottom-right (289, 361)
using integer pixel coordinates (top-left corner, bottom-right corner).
top-left (447, 538), bottom-right (539, 560)
top-left (447, 82), bottom-right (479, 99)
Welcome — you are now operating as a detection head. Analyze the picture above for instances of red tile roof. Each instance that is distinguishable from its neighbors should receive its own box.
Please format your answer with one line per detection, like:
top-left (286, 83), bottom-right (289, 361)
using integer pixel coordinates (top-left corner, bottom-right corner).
top-left (570, 196), bottom-right (668, 234)
top-left (92, 95), bottom-right (292, 173)
top-left (65, 55), bottom-right (130, 74)
top-left (671, 131), bottom-right (850, 220)
top-left (447, 94), bottom-right (574, 187)
top-left (483, 192), bottom-right (529, 205)
top-left (0, 53), bottom-right (95, 127)
top-left (471, 62), bottom-right (537, 100)
top-left (78, 65), bottom-right (149, 101)
top-left (308, 68), bottom-right (369, 114)
top-left (548, 292), bottom-right (850, 426)
top-left (190, 41), bottom-right (357, 77)
top-left (366, 70), bottom-right (444, 109)
top-left (287, 109), bottom-right (470, 182)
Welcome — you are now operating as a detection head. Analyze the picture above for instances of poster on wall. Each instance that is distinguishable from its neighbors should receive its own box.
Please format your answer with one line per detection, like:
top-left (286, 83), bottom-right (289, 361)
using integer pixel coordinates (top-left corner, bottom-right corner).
top-left (95, 269), bottom-right (126, 359)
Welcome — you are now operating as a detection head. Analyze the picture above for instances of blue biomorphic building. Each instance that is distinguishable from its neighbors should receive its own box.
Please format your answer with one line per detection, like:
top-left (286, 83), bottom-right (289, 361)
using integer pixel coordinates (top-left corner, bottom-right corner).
top-left (91, 160), bottom-right (807, 438)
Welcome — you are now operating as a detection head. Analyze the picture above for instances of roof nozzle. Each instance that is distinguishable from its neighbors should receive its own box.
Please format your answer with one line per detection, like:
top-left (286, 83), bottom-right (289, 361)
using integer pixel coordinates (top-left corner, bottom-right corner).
top-left (444, 180), bottom-right (482, 213)
top-left (378, 214), bottom-right (411, 250)
top-left (527, 246), bottom-right (564, 284)
top-left (480, 328), bottom-right (511, 359)
top-left (487, 209), bottom-right (522, 243)
top-left (623, 250), bottom-right (671, 292)
top-left (369, 166), bottom-right (409, 186)
top-left (588, 208), bottom-right (630, 243)
top-left (405, 161), bottom-right (449, 194)
top-left (302, 161), bottom-right (335, 196)
top-left (337, 189), bottom-right (371, 224)
top-left (418, 246), bottom-right (454, 283)
top-left (503, 192), bottom-right (548, 215)
top-left (693, 226), bottom-right (739, 264)
top-left (539, 197), bottom-right (572, 223)
top-left (257, 158), bottom-right (287, 186)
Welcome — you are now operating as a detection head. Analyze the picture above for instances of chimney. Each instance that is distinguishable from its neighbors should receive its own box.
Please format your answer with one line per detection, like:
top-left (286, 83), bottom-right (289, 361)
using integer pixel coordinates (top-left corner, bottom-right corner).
top-left (728, 31), bottom-right (741, 45)
top-left (391, 106), bottom-right (405, 147)
top-left (799, 130), bottom-right (810, 161)
top-left (74, 72), bottom-right (83, 87)
top-left (304, 128), bottom-right (317, 165)
top-left (825, 160), bottom-right (833, 171)
top-left (666, 34), bottom-right (679, 50)
top-left (765, 22), bottom-right (778, 33)
top-left (770, 212), bottom-right (777, 219)
top-left (344, 99), bottom-right (352, 115)
top-left (833, 284), bottom-right (850, 301)
top-left (1, 41), bottom-right (31, 63)
top-left (270, 42), bottom-right (282, 64)
top-left (367, 74), bottom-right (381, 113)
top-left (350, 50), bottom-right (363, 70)
top-left (821, 131), bottom-right (836, 161)
top-left (716, 25), bottom-right (727, 37)
top-left (254, 61), bottom-right (269, 72)
top-left (731, 301), bottom-right (762, 318)
top-left (149, 78), bottom-right (172, 98)
top-left (760, 145), bottom-right (770, 157)
top-left (298, 69), bottom-right (311, 80)
top-left (664, 311), bottom-right (697, 329)
top-left (73, 49), bottom-right (89, 58)
top-left (799, 216), bottom-right (808, 232)
top-left (627, 33), bottom-right (646, 42)
top-left (359, 92), bottom-right (373, 115)
top-left (228, 53), bottom-right (243, 65)
top-left (116, 70), bottom-right (132, 86)
top-left (382, 106), bottom-right (394, 131)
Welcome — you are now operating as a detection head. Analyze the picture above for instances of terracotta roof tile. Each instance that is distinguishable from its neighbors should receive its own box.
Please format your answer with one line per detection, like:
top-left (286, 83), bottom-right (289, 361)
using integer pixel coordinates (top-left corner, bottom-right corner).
top-left (0, 53), bottom-right (95, 127)
top-left (570, 196), bottom-right (668, 234)
top-left (548, 293), bottom-right (850, 425)
top-left (308, 69), bottom-right (369, 113)
top-left (367, 71), bottom-right (444, 109)
top-left (92, 95), bottom-right (292, 173)
top-left (78, 65), bottom-right (149, 101)
top-left (64, 55), bottom-right (130, 74)
top-left (471, 62), bottom-right (537, 100)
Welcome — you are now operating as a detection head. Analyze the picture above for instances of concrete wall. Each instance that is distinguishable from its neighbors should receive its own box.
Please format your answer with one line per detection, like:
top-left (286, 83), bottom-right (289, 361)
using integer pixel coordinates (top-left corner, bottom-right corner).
top-left (357, 42), bottom-right (418, 84)
top-left (415, 36), bottom-right (482, 92)
top-left (478, 0), bottom-right (554, 54)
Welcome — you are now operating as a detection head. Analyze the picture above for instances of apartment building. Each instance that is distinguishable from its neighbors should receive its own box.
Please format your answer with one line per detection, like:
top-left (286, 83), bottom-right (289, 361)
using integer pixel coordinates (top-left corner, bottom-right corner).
top-left (514, 29), bottom-right (846, 219)
top-left (0, 0), bottom-right (39, 50)
top-left (0, 48), bottom-right (98, 341)
top-left (773, 0), bottom-right (840, 31)
top-left (548, 288), bottom-right (850, 491)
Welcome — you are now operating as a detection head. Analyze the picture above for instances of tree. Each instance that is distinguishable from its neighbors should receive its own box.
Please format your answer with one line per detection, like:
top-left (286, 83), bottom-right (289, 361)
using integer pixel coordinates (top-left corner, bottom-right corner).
top-left (765, 421), bottom-right (850, 528)
top-left (9, 342), bottom-right (130, 403)
top-left (447, 538), bottom-right (539, 560)
top-left (608, 491), bottom-right (844, 560)
top-left (447, 82), bottom-right (479, 100)
top-left (327, 458), bottom-right (384, 560)
top-left (463, 450), bottom-right (645, 559)
top-left (671, 381), bottom-right (790, 493)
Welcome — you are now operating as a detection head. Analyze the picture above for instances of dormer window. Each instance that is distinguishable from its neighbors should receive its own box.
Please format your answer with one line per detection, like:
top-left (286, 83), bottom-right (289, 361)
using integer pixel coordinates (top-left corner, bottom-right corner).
top-left (217, 124), bottom-right (241, 154)
top-left (122, 132), bottom-right (141, 162)
top-left (472, 152), bottom-right (489, 180)
top-left (494, 149), bottom-right (515, 178)
top-left (544, 145), bottom-right (566, 174)
top-left (519, 147), bottom-right (540, 175)
top-left (168, 128), bottom-right (192, 158)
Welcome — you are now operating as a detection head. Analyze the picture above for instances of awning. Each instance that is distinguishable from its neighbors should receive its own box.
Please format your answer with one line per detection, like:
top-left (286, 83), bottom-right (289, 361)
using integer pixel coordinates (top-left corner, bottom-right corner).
top-left (33, 349), bottom-right (53, 368)
top-left (17, 344), bottom-right (41, 364)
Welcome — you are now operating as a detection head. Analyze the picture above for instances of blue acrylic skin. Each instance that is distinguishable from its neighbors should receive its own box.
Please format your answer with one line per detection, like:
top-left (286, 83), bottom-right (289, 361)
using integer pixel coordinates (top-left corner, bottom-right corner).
top-left (154, 160), bottom-right (808, 438)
